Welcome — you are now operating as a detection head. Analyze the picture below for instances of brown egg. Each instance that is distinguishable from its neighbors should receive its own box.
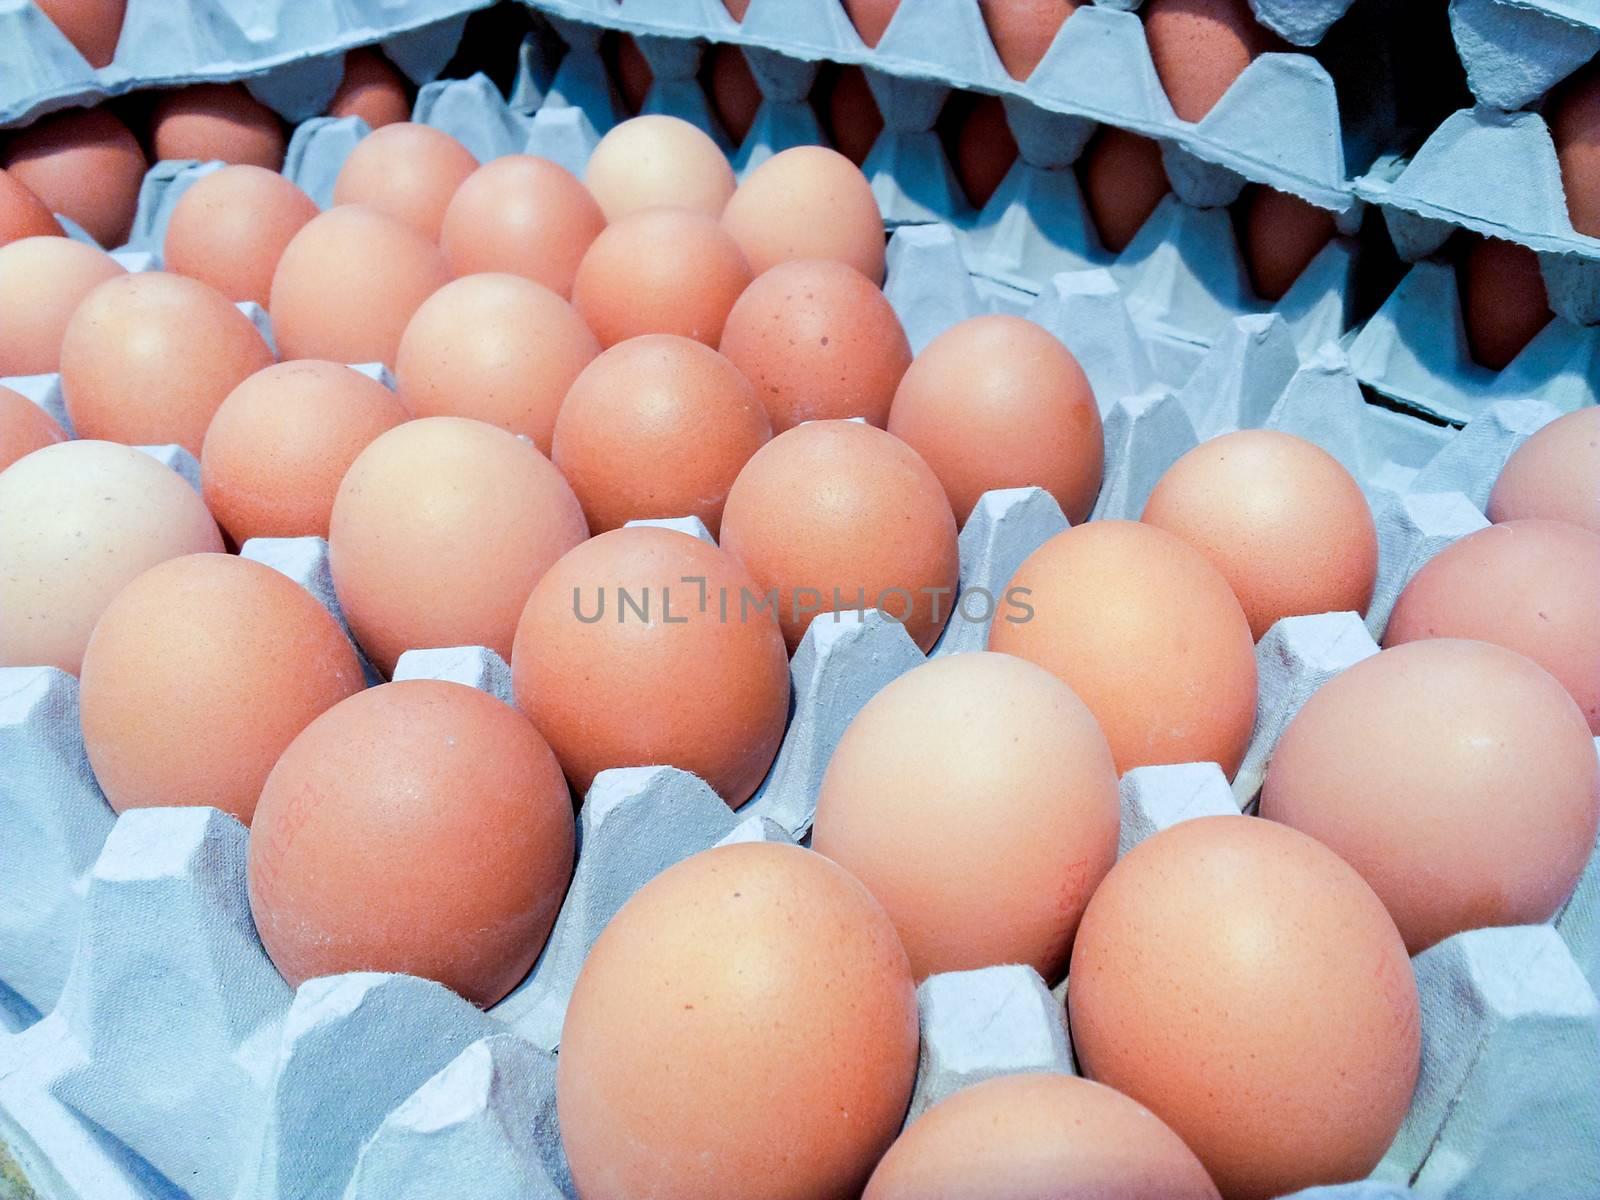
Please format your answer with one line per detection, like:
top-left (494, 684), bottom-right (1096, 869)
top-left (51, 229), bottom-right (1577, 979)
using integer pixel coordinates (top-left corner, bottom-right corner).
top-left (1384, 519), bottom-right (1600, 732)
top-left (1141, 430), bottom-right (1378, 640)
top-left (864, 1074), bottom-right (1220, 1200)
top-left (511, 526), bottom-right (790, 805)
top-left (393, 273), bottom-right (598, 454)
top-left (332, 122), bottom-right (477, 240)
top-left (843, 0), bottom-right (900, 46)
top-left (328, 47), bottom-right (412, 130)
top-left (150, 84), bottom-right (286, 170)
top-left (1262, 639), bottom-right (1600, 954)
top-left (723, 0), bottom-right (750, 17)
top-left (0, 440), bottom-right (222, 674)
top-left (887, 314), bottom-right (1102, 525)
top-left (0, 386), bottom-right (66, 472)
top-left (988, 520), bottom-right (1257, 776)
top-left (249, 679), bottom-right (574, 1007)
top-left (439, 155), bottom-right (606, 296)
top-left (79, 553), bottom-right (363, 823)
top-left (1551, 63), bottom-right (1600, 238)
top-left (813, 652), bottom-right (1117, 982)
top-left (1488, 406), bottom-right (1600, 533)
top-left (1080, 125), bottom-right (1170, 253)
top-left (718, 258), bottom-right (910, 431)
top-left (329, 416), bottom-right (587, 675)
top-left (948, 93), bottom-right (1018, 209)
top-left (2, 106), bottom-right (145, 247)
top-left (1458, 234), bottom-right (1553, 371)
top-left (705, 43), bottom-right (761, 145)
top-left (1070, 816), bottom-right (1420, 1200)
top-left (200, 360), bottom-right (408, 543)
top-left (1241, 186), bottom-right (1336, 301)
top-left (821, 65), bottom-right (884, 168)
top-left (1144, 0), bottom-right (1278, 123)
top-left (558, 842), bottom-right (918, 1200)
top-left (551, 334), bottom-right (771, 537)
top-left (722, 145), bottom-right (886, 282)
top-left (571, 207), bottom-right (752, 348)
top-left (60, 271), bottom-right (275, 456)
top-left (34, 0), bottom-right (126, 69)
top-left (268, 204), bottom-right (452, 365)
top-left (0, 236), bottom-right (124, 375)
top-left (719, 420), bottom-right (959, 653)
top-left (0, 167), bottom-right (64, 246)
top-left (979, 0), bottom-right (1083, 81)
top-left (162, 164), bottom-right (318, 306)
top-left (608, 32), bottom-right (654, 115)
top-left (583, 115), bottom-right (735, 222)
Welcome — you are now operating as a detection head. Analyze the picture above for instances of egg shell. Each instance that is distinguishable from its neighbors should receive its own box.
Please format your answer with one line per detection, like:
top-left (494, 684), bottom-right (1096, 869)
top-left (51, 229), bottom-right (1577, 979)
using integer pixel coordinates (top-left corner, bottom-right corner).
top-left (1262, 639), bottom-right (1600, 954)
top-left (812, 651), bottom-right (1119, 982)
top-left (200, 359), bottom-right (408, 543)
top-left (1240, 186), bottom-right (1336, 302)
top-left (0, 385), bottom-right (66, 471)
top-left (979, 0), bottom-right (1083, 81)
top-left (947, 93), bottom-right (1018, 210)
top-left (608, 33), bottom-right (654, 115)
top-left (439, 155), bottom-right (605, 297)
top-left (33, 0), bottom-right (126, 69)
top-left (393, 272), bottom-right (599, 454)
top-left (705, 44), bottom-right (761, 145)
top-left (0, 235), bottom-right (124, 375)
top-left (1140, 429), bottom-right (1378, 640)
top-left (821, 65), bottom-right (884, 168)
top-left (718, 258), bottom-right (911, 431)
top-left (2, 106), bottom-right (145, 247)
top-left (1383, 518), bottom-right (1600, 732)
top-left (1069, 816), bottom-right (1421, 1200)
top-left (1487, 407), bottom-right (1600, 533)
top-left (511, 526), bottom-right (790, 806)
top-left (1143, 0), bottom-right (1278, 124)
top-left (571, 207), bottom-right (752, 349)
top-left (332, 122), bottom-right (478, 241)
top-left (556, 841), bottom-right (919, 1200)
top-left (329, 416), bottom-right (588, 676)
top-left (719, 419), bottom-right (959, 653)
top-left (328, 48), bottom-right (413, 130)
top-left (722, 145), bottom-right (887, 282)
top-left (887, 313), bottom-right (1102, 525)
top-left (0, 440), bottom-right (222, 674)
top-left (988, 520), bottom-right (1258, 776)
top-left (864, 1074), bottom-right (1220, 1200)
top-left (1457, 235), bottom-right (1554, 372)
top-left (248, 679), bottom-right (575, 1008)
top-left (0, 167), bottom-right (64, 246)
top-left (843, 0), bottom-right (900, 46)
top-left (162, 164), bottom-right (318, 306)
top-left (60, 271), bottom-right (276, 457)
top-left (150, 84), bottom-right (286, 171)
top-left (1079, 126), bottom-right (1170, 254)
top-left (1551, 64), bottom-right (1600, 239)
top-left (268, 204), bottom-right (452, 366)
top-left (78, 553), bottom-right (364, 823)
top-left (583, 115), bottom-right (735, 222)
top-left (723, 0), bottom-right (750, 17)
top-left (551, 334), bottom-right (770, 537)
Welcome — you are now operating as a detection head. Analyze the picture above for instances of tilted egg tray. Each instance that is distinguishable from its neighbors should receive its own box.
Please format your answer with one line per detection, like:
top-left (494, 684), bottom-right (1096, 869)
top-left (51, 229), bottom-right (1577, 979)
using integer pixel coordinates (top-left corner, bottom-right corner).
top-left (1447, 0), bottom-right (1600, 112)
top-left (0, 0), bottom-right (486, 130)
top-left (3, 219), bottom-right (1598, 1195)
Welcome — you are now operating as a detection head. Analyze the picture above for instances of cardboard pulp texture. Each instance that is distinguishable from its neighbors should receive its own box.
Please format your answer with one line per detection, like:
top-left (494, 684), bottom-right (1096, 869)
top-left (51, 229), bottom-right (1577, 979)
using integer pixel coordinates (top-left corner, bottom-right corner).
top-left (0, 0), bottom-right (483, 130)
top-left (1447, 0), bottom-right (1600, 111)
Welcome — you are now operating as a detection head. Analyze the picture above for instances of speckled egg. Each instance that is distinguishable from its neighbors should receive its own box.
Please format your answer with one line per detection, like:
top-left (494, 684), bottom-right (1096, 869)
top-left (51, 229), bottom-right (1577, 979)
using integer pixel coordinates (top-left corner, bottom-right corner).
top-left (978, 0), bottom-right (1083, 80)
top-left (1144, 0), bottom-right (1278, 123)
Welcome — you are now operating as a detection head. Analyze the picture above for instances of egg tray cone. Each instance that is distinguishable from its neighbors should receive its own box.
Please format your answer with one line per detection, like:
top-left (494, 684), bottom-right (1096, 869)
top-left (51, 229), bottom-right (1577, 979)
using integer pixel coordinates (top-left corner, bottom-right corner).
top-left (0, 0), bottom-right (483, 131)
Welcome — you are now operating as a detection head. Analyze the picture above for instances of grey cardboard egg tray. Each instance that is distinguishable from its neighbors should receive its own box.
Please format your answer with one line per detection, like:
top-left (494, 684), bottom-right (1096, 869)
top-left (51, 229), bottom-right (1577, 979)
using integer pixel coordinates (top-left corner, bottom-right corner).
top-left (0, 0), bottom-right (489, 130)
top-left (3, 238), bottom-right (1598, 1197)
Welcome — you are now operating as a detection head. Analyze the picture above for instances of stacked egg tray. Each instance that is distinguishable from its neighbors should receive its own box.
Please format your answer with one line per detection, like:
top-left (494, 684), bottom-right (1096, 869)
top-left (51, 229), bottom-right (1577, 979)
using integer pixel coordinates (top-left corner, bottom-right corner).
top-left (2, 8), bottom-right (1600, 1200)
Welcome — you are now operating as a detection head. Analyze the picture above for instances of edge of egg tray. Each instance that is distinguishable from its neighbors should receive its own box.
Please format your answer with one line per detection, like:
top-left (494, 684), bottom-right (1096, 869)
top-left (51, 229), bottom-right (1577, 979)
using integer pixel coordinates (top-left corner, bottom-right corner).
top-left (1447, 0), bottom-right (1600, 112)
top-left (0, 0), bottom-right (488, 130)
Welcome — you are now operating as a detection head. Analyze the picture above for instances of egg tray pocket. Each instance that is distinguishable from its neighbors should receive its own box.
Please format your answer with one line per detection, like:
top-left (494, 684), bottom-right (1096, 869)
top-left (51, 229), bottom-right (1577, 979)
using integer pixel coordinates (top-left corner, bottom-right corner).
top-left (0, 0), bottom-right (496, 130)
top-left (1447, 0), bottom-right (1600, 112)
